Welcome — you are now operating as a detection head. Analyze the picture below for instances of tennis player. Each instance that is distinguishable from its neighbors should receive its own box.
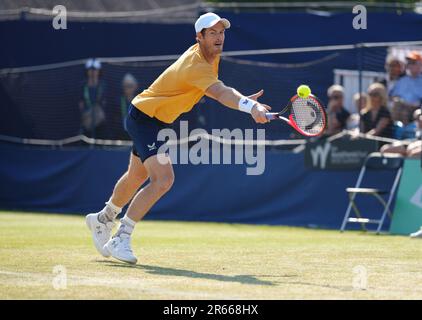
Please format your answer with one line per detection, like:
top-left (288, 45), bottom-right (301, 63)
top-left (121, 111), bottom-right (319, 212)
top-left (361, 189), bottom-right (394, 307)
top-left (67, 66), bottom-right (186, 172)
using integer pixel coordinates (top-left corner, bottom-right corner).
top-left (86, 12), bottom-right (272, 264)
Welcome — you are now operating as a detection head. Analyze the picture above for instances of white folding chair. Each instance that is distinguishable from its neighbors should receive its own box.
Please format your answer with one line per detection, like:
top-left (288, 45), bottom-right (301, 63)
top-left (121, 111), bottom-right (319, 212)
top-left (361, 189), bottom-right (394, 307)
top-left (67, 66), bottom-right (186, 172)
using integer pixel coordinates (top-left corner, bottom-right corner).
top-left (340, 152), bottom-right (404, 234)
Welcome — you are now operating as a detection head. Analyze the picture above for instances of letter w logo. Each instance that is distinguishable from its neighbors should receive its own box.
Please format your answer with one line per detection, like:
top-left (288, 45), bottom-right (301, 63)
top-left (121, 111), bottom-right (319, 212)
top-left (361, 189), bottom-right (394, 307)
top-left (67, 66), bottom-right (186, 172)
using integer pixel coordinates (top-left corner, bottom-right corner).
top-left (410, 185), bottom-right (422, 209)
top-left (310, 142), bottom-right (331, 169)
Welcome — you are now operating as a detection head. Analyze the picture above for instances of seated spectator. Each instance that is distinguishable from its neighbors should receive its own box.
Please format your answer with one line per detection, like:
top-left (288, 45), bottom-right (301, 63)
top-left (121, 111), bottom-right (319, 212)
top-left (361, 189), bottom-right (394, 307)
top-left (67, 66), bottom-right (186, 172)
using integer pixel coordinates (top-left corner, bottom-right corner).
top-left (381, 108), bottom-right (421, 158)
top-left (79, 58), bottom-right (106, 138)
top-left (120, 73), bottom-right (138, 127)
top-left (394, 109), bottom-right (422, 140)
top-left (360, 83), bottom-right (393, 138)
top-left (347, 92), bottom-right (368, 131)
top-left (353, 92), bottom-right (368, 113)
top-left (325, 85), bottom-right (350, 135)
top-left (390, 51), bottom-right (422, 125)
top-left (380, 140), bottom-right (421, 159)
top-left (376, 53), bottom-right (405, 99)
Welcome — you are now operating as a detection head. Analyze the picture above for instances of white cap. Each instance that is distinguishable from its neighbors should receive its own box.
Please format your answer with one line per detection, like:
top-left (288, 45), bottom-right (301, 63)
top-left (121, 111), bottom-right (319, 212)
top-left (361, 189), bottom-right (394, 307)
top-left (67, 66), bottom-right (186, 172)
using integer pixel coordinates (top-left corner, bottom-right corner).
top-left (195, 12), bottom-right (230, 33)
top-left (85, 58), bottom-right (101, 70)
top-left (122, 73), bottom-right (138, 86)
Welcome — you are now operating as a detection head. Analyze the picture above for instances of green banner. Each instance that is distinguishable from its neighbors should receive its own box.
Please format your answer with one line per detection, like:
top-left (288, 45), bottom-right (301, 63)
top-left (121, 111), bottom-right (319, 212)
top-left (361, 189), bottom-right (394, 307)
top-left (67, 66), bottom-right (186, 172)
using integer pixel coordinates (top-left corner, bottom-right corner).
top-left (390, 159), bottom-right (422, 235)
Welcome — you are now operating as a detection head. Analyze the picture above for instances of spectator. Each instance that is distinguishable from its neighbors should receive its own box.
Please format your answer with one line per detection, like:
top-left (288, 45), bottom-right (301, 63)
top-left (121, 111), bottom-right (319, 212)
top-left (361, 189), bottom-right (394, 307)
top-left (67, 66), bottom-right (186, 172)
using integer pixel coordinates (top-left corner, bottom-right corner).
top-left (325, 85), bottom-right (350, 135)
top-left (390, 51), bottom-right (422, 125)
top-left (380, 109), bottom-right (421, 158)
top-left (353, 92), bottom-right (368, 113)
top-left (376, 53), bottom-right (405, 99)
top-left (394, 108), bottom-right (422, 140)
top-left (120, 73), bottom-right (138, 127)
top-left (79, 58), bottom-right (106, 138)
top-left (347, 92), bottom-right (368, 131)
top-left (360, 83), bottom-right (393, 138)
top-left (380, 139), bottom-right (421, 159)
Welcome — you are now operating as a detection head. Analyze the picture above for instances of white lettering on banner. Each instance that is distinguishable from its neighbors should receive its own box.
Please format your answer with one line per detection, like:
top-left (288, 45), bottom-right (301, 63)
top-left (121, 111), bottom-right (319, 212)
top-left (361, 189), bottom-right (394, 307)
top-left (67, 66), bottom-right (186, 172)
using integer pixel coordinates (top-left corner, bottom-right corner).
top-left (410, 185), bottom-right (422, 209)
top-left (310, 142), bottom-right (331, 169)
top-left (330, 146), bottom-right (369, 165)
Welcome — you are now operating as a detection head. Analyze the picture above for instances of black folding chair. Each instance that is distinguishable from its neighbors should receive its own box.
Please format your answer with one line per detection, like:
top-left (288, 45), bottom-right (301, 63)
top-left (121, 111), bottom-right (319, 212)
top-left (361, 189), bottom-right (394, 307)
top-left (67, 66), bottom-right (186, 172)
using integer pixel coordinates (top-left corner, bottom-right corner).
top-left (340, 152), bottom-right (404, 234)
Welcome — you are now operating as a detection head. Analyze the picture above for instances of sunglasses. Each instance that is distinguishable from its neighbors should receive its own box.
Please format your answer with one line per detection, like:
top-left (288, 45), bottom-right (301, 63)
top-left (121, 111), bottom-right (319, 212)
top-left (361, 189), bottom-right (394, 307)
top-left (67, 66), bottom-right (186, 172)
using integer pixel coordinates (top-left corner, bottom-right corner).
top-left (368, 92), bottom-right (381, 97)
top-left (329, 95), bottom-right (342, 100)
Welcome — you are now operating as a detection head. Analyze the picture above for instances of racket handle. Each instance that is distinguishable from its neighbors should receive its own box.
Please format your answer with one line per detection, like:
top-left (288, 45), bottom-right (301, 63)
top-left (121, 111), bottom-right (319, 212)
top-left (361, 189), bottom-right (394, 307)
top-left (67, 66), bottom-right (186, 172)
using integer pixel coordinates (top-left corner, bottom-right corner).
top-left (265, 113), bottom-right (279, 120)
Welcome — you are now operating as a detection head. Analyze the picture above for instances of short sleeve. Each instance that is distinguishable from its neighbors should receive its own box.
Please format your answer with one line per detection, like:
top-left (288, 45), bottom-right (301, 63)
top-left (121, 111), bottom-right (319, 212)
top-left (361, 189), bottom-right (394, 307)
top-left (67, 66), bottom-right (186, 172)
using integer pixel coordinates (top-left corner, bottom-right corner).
top-left (186, 62), bottom-right (221, 92)
top-left (379, 107), bottom-right (391, 120)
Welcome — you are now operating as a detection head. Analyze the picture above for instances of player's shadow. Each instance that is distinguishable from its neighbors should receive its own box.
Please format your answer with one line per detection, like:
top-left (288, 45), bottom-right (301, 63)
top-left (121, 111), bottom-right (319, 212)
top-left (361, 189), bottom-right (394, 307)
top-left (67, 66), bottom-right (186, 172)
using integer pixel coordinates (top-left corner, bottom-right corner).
top-left (98, 260), bottom-right (276, 286)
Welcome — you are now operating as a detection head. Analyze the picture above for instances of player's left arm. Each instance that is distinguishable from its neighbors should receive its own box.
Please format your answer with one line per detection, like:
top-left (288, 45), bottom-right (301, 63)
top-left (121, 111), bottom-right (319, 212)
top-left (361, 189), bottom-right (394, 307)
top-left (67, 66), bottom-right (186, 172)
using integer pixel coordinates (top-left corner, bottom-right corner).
top-left (205, 81), bottom-right (271, 124)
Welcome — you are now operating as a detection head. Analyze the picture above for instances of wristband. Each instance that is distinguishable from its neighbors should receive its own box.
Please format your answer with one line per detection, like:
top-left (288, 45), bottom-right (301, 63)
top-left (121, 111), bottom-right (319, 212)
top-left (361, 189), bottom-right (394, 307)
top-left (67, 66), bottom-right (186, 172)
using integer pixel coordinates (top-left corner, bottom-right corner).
top-left (238, 97), bottom-right (256, 114)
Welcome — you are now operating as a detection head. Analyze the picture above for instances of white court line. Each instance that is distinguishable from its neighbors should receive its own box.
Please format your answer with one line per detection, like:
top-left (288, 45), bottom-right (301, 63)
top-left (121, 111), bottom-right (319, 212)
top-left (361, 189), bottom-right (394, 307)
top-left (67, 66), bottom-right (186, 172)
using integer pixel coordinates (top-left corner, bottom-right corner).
top-left (0, 269), bottom-right (242, 299)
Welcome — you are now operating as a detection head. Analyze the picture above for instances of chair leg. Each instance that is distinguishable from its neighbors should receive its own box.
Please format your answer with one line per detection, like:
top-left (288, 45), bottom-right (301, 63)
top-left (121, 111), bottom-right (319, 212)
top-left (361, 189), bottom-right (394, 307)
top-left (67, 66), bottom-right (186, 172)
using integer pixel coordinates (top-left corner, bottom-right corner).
top-left (341, 193), bottom-right (367, 232)
top-left (374, 167), bottom-right (403, 234)
top-left (350, 196), bottom-right (367, 231)
top-left (374, 193), bottom-right (393, 234)
top-left (341, 166), bottom-right (367, 232)
top-left (341, 194), bottom-right (354, 232)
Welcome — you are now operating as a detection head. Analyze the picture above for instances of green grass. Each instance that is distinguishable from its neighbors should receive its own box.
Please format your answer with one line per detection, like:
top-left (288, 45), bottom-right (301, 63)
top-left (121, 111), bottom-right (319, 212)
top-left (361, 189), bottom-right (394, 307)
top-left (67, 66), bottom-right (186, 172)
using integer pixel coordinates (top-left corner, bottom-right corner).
top-left (0, 211), bottom-right (422, 299)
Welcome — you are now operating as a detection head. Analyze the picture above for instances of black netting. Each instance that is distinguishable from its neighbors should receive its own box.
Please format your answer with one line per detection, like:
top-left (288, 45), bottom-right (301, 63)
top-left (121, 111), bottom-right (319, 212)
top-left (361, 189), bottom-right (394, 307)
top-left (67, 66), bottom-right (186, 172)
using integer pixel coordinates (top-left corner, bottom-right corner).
top-left (0, 44), bottom-right (404, 142)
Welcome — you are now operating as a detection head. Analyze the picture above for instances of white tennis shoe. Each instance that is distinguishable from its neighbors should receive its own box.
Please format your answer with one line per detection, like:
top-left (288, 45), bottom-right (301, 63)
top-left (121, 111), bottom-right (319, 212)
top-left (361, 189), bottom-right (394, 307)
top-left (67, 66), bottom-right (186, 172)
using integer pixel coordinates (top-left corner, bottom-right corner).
top-left (410, 228), bottom-right (422, 238)
top-left (103, 233), bottom-right (138, 264)
top-left (86, 213), bottom-right (115, 257)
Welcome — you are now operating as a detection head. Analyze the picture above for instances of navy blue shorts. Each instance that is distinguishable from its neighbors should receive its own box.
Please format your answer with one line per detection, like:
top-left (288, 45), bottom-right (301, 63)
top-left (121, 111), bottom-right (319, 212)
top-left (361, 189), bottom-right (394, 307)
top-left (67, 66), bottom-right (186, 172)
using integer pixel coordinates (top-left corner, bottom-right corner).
top-left (125, 104), bottom-right (172, 162)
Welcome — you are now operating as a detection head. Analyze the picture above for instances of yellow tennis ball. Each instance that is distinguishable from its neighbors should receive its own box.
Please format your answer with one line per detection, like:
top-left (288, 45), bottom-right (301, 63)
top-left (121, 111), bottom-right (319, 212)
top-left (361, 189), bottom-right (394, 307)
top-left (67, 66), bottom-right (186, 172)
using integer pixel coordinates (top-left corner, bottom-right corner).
top-left (297, 85), bottom-right (311, 99)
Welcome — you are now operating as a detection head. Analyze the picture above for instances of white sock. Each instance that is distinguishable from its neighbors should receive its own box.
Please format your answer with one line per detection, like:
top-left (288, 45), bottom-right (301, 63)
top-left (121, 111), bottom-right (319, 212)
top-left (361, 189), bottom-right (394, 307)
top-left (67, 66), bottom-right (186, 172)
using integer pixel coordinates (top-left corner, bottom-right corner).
top-left (115, 215), bottom-right (136, 237)
top-left (106, 200), bottom-right (122, 214)
top-left (98, 200), bottom-right (122, 223)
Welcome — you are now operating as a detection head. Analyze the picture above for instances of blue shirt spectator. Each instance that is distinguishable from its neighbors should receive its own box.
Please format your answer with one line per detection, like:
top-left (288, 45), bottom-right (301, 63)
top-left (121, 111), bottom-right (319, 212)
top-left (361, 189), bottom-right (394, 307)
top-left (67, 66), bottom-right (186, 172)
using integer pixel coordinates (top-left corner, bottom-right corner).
top-left (390, 74), bottom-right (422, 106)
top-left (376, 54), bottom-right (405, 99)
top-left (390, 51), bottom-right (422, 106)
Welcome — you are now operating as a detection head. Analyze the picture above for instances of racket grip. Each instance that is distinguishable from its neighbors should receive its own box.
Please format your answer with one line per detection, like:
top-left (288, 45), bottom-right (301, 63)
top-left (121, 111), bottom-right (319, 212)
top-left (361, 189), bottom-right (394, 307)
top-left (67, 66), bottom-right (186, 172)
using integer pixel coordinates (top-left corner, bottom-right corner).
top-left (265, 113), bottom-right (279, 120)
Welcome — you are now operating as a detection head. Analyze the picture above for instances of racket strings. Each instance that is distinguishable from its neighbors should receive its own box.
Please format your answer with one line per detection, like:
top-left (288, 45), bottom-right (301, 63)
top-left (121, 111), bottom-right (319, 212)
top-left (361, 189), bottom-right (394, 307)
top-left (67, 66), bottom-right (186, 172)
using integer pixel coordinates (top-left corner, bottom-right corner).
top-left (291, 97), bottom-right (325, 135)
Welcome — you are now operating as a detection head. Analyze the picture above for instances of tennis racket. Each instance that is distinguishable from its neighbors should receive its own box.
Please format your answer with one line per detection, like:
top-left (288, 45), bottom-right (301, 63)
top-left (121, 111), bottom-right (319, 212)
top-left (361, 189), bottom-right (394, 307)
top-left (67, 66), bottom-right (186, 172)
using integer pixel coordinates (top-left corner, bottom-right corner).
top-left (265, 94), bottom-right (327, 137)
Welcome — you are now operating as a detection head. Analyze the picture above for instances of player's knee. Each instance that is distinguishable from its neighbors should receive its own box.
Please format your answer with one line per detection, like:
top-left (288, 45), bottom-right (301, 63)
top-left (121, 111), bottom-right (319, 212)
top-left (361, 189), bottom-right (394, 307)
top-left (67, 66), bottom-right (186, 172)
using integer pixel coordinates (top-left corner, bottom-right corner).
top-left (153, 173), bottom-right (174, 194)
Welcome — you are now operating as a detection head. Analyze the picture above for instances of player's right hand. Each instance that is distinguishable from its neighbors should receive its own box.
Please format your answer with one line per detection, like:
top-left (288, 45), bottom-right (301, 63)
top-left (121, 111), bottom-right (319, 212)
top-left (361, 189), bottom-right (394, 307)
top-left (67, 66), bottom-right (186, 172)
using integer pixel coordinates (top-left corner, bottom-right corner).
top-left (251, 103), bottom-right (271, 124)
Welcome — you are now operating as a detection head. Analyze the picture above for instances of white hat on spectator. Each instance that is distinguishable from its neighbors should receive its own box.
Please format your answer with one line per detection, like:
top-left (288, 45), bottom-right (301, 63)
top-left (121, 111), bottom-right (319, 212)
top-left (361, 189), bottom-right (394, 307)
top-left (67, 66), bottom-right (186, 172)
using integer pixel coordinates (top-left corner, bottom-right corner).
top-left (327, 84), bottom-right (345, 97)
top-left (385, 53), bottom-right (405, 65)
top-left (85, 58), bottom-right (101, 70)
top-left (122, 73), bottom-right (138, 87)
